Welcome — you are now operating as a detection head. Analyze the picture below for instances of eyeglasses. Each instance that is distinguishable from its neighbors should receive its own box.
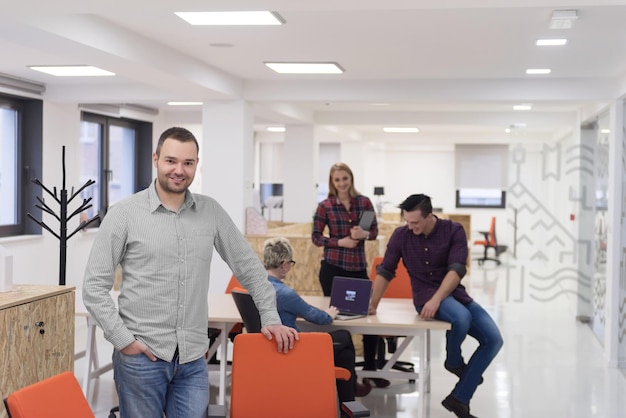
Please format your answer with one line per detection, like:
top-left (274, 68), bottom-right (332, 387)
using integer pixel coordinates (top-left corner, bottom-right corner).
top-left (286, 260), bottom-right (296, 266)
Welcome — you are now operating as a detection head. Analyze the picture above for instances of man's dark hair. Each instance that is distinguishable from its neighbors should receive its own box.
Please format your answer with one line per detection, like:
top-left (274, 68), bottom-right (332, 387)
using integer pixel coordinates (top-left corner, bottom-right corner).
top-left (399, 194), bottom-right (433, 217)
top-left (155, 127), bottom-right (199, 157)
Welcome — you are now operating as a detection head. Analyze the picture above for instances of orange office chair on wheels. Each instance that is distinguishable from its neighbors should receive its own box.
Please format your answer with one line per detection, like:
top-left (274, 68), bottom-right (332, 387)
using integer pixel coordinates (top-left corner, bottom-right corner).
top-left (4, 371), bottom-right (95, 418)
top-left (230, 289), bottom-right (369, 418)
top-left (231, 333), bottom-right (369, 418)
top-left (367, 257), bottom-right (416, 382)
top-left (473, 216), bottom-right (507, 265)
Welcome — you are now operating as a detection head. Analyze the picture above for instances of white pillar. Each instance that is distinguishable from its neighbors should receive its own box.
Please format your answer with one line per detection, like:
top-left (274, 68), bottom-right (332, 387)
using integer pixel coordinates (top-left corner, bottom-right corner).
top-left (201, 100), bottom-right (254, 292)
top-left (283, 125), bottom-right (318, 222)
top-left (604, 99), bottom-right (626, 367)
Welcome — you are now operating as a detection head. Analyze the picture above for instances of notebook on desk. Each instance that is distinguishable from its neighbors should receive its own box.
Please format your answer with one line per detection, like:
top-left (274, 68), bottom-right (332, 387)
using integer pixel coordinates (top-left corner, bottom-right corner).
top-left (330, 276), bottom-right (372, 320)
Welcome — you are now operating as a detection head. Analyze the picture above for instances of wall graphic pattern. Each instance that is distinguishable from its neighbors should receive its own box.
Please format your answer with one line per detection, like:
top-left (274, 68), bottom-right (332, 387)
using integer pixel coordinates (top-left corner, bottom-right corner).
top-left (505, 117), bottom-right (626, 369)
top-left (507, 141), bottom-right (594, 319)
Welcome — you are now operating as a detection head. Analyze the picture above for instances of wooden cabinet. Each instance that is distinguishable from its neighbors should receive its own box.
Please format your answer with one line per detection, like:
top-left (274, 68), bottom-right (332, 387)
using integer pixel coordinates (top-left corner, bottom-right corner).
top-left (0, 285), bottom-right (75, 418)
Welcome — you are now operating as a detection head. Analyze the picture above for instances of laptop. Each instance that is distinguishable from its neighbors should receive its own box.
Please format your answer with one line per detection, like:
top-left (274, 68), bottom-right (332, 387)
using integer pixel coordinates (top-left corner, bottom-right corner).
top-left (329, 276), bottom-right (372, 320)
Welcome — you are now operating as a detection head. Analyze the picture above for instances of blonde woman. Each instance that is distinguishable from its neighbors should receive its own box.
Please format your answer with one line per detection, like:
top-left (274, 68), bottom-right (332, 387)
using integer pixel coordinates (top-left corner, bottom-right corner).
top-left (312, 162), bottom-right (388, 388)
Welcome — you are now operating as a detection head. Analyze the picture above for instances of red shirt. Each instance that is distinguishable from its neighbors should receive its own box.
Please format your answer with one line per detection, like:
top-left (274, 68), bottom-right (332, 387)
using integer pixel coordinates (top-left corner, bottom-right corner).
top-left (378, 218), bottom-right (472, 306)
top-left (312, 195), bottom-right (378, 271)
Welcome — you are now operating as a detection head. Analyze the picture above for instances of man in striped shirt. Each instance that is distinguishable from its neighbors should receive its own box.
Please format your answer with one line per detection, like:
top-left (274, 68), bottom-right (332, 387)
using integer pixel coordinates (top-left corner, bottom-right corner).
top-left (83, 127), bottom-right (297, 418)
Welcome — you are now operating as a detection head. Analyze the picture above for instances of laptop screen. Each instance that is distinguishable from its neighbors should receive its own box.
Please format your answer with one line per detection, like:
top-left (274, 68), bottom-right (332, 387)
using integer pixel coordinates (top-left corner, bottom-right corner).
top-left (329, 276), bottom-right (372, 315)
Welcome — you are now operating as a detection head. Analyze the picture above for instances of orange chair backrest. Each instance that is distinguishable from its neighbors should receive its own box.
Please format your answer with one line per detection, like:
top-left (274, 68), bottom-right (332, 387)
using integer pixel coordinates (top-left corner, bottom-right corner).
top-left (225, 275), bottom-right (242, 294)
top-left (4, 371), bottom-right (94, 418)
top-left (230, 333), bottom-right (339, 418)
top-left (369, 256), bottom-right (413, 299)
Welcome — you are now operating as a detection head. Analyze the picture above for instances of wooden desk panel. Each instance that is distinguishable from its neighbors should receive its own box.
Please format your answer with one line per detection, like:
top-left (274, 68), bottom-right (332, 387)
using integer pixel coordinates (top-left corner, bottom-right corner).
top-left (1, 285), bottom-right (75, 418)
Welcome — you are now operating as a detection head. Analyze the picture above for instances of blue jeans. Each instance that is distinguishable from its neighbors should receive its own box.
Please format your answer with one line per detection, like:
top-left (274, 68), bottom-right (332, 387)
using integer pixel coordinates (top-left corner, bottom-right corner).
top-left (113, 349), bottom-right (209, 418)
top-left (420, 297), bottom-right (503, 404)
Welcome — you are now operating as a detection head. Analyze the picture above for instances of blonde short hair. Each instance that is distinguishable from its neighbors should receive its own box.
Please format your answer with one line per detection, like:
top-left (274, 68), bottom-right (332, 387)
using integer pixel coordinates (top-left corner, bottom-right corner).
top-left (263, 237), bottom-right (294, 269)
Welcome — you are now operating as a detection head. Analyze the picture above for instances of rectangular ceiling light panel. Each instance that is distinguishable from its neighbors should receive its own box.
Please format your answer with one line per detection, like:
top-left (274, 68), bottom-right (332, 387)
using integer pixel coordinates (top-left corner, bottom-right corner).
top-left (175, 11), bottom-right (284, 25)
top-left (264, 62), bottom-right (344, 74)
top-left (29, 65), bottom-right (115, 76)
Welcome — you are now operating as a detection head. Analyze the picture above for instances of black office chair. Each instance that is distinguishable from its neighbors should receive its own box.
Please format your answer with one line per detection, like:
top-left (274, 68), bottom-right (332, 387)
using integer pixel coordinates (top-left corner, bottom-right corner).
top-left (230, 287), bottom-right (263, 333)
top-left (473, 216), bottom-right (507, 265)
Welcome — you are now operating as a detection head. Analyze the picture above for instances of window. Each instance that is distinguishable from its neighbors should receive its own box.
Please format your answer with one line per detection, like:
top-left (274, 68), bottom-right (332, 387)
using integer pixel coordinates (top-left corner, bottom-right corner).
top-left (79, 113), bottom-right (152, 225)
top-left (455, 144), bottom-right (508, 209)
top-left (456, 189), bottom-right (506, 208)
top-left (0, 93), bottom-right (43, 238)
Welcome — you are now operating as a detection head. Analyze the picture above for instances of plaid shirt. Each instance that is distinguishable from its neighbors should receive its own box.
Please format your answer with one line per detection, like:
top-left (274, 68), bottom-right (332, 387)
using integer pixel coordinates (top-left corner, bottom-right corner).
top-left (377, 218), bottom-right (471, 306)
top-left (312, 195), bottom-right (378, 271)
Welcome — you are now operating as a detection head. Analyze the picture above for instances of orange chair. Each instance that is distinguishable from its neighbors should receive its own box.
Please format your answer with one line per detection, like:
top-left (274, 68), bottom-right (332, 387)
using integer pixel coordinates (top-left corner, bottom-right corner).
top-left (473, 216), bottom-right (507, 265)
top-left (369, 256), bottom-right (416, 381)
top-left (369, 256), bottom-right (413, 299)
top-left (224, 275), bottom-right (242, 294)
top-left (230, 333), bottom-right (369, 418)
top-left (4, 371), bottom-right (95, 418)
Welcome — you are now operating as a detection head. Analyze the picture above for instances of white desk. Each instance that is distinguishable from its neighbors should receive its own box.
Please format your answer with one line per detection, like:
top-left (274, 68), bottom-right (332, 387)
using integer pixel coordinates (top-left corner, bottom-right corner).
top-left (75, 291), bottom-right (241, 406)
top-left (298, 295), bottom-right (450, 418)
top-left (76, 292), bottom-right (449, 415)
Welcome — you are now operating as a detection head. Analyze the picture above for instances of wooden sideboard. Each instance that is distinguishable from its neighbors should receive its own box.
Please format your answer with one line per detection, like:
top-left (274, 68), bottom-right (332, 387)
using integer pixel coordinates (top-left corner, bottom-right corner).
top-left (0, 285), bottom-right (75, 418)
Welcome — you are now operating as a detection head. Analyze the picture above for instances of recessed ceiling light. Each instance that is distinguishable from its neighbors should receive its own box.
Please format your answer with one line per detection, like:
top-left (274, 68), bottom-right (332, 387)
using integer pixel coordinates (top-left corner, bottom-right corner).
top-left (383, 127), bottom-right (419, 133)
top-left (264, 62), bottom-right (344, 74)
top-left (29, 65), bottom-right (115, 77)
top-left (505, 128), bottom-right (511, 133)
top-left (209, 43), bottom-right (235, 48)
top-left (267, 126), bottom-right (285, 132)
top-left (549, 10), bottom-right (578, 30)
top-left (600, 128), bottom-right (611, 134)
top-left (536, 39), bottom-right (567, 46)
top-left (526, 69), bottom-right (551, 75)
top-left (513, 105), bottom-right (532, 111)
top-left (167, 102), bottom-right (203, 106)
top-left (175, 11), bottom-right (284, 25)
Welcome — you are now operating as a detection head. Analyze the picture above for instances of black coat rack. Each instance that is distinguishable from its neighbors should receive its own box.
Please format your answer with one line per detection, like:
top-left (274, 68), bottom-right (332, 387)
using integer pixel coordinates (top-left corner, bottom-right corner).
top-left (27, 146), bottom-right (100, 285)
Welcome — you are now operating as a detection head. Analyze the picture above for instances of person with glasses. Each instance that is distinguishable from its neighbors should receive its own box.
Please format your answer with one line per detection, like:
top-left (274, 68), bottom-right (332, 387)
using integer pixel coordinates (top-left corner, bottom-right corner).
top-left (312, 162), bottom-right (388, 388)
top-left (368, 194), bottom-right (503, 418)
top-left (264, 237), bottom-right (372, 401)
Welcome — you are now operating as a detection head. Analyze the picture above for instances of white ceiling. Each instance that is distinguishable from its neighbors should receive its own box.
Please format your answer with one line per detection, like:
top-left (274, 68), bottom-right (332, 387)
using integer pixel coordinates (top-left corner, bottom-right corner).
top-left (2, 0), bottom-right (626, 145)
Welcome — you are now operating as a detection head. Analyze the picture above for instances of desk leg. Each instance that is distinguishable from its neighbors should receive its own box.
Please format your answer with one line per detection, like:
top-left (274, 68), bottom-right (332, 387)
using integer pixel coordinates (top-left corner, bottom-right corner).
top-left (82, 317), bottom-right (98, 397)
top-left (218, 324), bottom-right (228, 405)
top-left (426, 330), bottom-right (431, 393)
top-left (418, 330), bottom-right (427, 418)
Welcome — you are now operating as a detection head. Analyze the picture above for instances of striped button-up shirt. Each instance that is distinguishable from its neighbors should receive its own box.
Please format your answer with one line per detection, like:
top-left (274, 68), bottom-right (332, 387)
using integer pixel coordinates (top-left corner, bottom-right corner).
top-left (83, 181), bottom-right (280, 364)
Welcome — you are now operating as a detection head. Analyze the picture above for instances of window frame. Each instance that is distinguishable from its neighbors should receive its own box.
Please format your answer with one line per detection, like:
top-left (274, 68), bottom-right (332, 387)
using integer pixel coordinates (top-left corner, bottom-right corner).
top-left (0, 93), bottom-right (43, 238)
top-left (80, 112), bottom-right (152, 224)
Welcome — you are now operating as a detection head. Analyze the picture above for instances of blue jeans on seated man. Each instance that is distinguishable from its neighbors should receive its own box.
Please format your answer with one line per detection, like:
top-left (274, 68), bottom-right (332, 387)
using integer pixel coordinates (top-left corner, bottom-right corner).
top-left (113, 348), bottom-right (209, 418)
top-left (419, 296), bottom-right (503, 404)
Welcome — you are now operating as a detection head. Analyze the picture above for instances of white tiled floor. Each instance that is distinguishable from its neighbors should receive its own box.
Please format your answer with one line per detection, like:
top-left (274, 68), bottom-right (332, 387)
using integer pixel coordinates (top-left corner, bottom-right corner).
top-left (74, 253), bottom-right (626, 418)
